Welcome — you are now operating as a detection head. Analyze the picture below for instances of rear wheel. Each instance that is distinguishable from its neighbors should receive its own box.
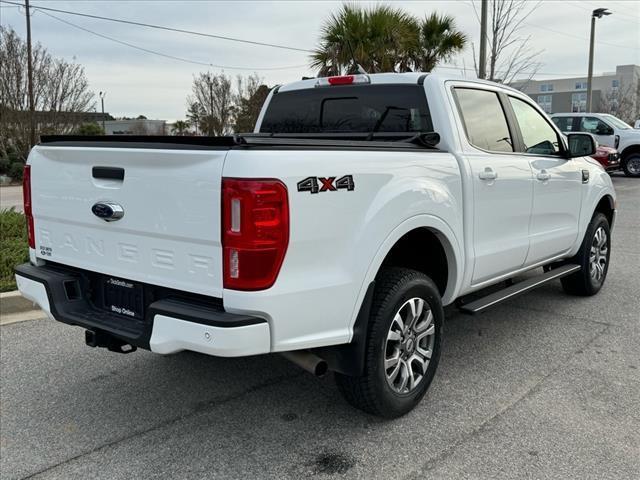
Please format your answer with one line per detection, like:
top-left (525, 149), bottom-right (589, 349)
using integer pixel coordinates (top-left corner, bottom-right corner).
top-left (561, 213), bottom-right (611, 296)
top-left (335, 268), bottom-right (443, 418)
top-left (622, 153), bottom-right (640, 177)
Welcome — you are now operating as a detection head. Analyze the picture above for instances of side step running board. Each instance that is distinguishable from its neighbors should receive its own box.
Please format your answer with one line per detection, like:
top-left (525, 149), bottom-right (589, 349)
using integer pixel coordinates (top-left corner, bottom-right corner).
top-left (459, 264), bottom-right (581, 314)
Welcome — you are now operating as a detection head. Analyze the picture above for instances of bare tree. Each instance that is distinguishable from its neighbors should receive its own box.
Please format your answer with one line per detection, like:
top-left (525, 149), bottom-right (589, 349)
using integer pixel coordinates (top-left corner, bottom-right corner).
top-left (472, 0), bottom-right (543, 84)
top-left (599, 81), bottom-right (640, 125)
top-left (0, 26), bottom-right (95, 161)
top-left (189, 72), bottom-right (234, 136)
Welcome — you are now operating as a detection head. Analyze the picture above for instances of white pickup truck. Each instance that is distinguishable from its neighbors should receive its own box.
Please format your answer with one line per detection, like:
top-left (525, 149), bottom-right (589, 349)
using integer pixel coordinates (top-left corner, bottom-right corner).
top-left (550, 112), bottom-right (640, 177)
top-left (16, 73), bottom-right (616, 418)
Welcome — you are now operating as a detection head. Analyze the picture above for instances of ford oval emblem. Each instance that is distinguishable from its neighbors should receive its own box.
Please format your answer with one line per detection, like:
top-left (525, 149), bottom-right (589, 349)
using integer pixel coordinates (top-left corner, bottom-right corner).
top-left (92, 202), bottom-right (124, 222)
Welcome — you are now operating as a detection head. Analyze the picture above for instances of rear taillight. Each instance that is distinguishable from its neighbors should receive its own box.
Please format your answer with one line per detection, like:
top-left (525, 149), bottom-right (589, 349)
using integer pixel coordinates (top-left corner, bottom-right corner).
top-left (222, 178), bottom-right (289, 291)
top-left (22, 165), bottom-right (35, 248)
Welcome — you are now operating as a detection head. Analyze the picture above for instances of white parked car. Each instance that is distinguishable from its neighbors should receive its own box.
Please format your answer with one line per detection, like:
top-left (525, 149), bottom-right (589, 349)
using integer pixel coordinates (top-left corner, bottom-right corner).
top-left (16, 73), bottom-right (616, 417)
top-left (551, 112), bottom-right (640, 176)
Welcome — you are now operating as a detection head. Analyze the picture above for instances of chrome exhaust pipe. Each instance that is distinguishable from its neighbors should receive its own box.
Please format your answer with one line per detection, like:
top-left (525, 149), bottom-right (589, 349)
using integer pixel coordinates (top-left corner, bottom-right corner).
top-left (281, 350), bottom-right (328, 377)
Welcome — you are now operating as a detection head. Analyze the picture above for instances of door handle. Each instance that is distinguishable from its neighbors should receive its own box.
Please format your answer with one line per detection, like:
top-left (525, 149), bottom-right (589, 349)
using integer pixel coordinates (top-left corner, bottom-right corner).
top-left (479, 167), bottom-right (498, 181)
top-left (536, 170), bottom-right (551, 181)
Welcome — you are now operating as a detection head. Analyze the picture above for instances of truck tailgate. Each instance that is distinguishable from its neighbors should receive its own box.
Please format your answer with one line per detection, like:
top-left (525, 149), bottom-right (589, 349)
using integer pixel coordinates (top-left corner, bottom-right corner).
top-left (29, 146), bottom-right (228, 297)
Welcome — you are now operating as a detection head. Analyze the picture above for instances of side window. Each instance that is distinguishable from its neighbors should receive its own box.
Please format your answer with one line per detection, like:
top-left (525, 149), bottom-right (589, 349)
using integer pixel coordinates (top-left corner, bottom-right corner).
top-left (508, 97), bottom-right (561, 155)
top-left (454, 88), bottom-right (513, 152)
top-left (580, 117), bottom-right (613, 135)
top-left (552, 116), bottom-right (574, 132)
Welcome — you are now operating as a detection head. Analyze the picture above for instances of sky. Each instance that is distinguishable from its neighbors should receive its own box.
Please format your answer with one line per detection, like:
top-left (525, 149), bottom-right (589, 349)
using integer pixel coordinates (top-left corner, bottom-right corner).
top-left (1, 0), bottom-right (639, 121)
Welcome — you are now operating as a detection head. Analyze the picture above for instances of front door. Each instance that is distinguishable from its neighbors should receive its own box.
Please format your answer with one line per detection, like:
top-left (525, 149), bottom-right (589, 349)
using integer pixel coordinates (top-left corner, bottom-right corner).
top-left (453, 87), bottom-right (534, 284)
top-left (507, 96), bottom-right (583, 264)
top-left (579, 116), bottom-right (615, 148)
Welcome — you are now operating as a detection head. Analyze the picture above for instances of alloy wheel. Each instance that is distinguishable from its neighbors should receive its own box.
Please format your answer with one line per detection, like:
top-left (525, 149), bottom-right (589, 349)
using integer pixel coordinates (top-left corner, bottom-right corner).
top-left (384, 297), bottom-right (436, 394)
top-left (589, 226), bottom-right (608, 283)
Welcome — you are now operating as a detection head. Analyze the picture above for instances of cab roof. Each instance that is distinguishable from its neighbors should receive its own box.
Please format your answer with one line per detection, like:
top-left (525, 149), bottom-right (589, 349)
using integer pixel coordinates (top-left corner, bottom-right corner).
top-left (277, 72), bottom-right (523, 95)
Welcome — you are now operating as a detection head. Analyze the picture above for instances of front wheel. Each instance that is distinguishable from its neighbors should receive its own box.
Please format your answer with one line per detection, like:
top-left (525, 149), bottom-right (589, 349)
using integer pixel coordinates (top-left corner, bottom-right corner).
top-left (561, 213), bottom-right (611, 296)
top-left (335, 268), bottom-right (443, 418)
top-left (622, 153), bottom-right (640, 177)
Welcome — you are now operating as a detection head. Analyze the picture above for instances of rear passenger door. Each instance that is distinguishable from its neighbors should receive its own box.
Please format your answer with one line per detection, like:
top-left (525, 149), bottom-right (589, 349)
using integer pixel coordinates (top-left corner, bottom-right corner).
top-left (506, 96), bottom-right (582, 265)
top-left (551, 116), bottom-right (577, 134)
top-left (453, 87), bottom-right (534, 284)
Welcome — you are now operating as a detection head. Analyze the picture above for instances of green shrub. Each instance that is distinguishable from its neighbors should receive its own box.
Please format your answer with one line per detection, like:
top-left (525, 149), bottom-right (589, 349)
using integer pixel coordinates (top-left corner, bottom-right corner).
top-left (0, 157), bottom-right (10, 175)
top-left (0, 209), bottom-right (29, 292)
top-left (8, 162), bottom-right (24, 181)
top-left (76, 122), bottom-right (104, 135)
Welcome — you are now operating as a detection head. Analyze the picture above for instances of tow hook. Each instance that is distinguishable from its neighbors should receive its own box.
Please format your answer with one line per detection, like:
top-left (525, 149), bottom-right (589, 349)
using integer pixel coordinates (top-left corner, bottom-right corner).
top-left (85, 330), bottom-right (137, 354)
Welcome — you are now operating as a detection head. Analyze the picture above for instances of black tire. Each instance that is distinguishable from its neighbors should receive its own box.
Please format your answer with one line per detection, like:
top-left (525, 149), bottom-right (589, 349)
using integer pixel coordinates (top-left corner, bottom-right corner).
top-left (335, 268), bottom-right (443, 418)
top-left (561, 213), bottom-right (611, 296)
top-left (622, 153), bottom-right (640, 177)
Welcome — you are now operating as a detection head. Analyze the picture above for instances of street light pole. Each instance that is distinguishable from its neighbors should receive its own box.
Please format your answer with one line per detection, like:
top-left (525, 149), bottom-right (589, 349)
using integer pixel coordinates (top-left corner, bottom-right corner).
top-left (99, 91), bottom-right (106, 133)
top-left (586, 8), bottom-right (611, 112)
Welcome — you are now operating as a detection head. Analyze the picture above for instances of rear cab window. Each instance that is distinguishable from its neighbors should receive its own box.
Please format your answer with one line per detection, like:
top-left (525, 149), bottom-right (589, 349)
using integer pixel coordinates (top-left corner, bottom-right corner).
top-left (259, 85), bottom-right (433, 134)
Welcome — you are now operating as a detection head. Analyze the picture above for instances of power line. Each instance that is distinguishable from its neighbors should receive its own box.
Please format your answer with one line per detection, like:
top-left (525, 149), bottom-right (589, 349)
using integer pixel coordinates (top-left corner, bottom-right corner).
top-left (36, 9), bottom-right (309, 71)
top-left (582, 0), bottom-right (640, 20)
top-left (0, 0), bottom-right (315, 53)
top-left (3, 0), bottom-right (631, 79)
top-left (524, 22), bottom-right (640, 50)
top-left (436, 63), bottom-right (588, 78)
top-left (461, 0), bottom-right (639, 50)
top-left (564, 1), bottom-right (640, 25)
top-left (29, 7), bottom-right (590, 79)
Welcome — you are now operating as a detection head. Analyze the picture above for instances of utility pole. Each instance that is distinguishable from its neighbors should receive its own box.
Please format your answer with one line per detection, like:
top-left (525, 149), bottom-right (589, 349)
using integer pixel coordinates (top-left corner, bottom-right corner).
top-left (586, 8), bottom-right (612, 112)
top-left (99, 92), bottom-right (106, 133)
top-left (25, 0), bottom-right (36, 147)
top-left (478, 0), bottom-right (488, 79)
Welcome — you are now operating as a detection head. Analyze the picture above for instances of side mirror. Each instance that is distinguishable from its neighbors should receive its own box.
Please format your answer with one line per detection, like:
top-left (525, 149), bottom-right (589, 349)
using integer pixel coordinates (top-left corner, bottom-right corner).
top-left (566, 133), bottom-right (597, 158)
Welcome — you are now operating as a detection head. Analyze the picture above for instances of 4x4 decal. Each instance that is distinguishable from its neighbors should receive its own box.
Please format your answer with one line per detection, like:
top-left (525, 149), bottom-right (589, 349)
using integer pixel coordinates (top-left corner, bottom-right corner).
top-left (297, 175), bottom-right (355, 194)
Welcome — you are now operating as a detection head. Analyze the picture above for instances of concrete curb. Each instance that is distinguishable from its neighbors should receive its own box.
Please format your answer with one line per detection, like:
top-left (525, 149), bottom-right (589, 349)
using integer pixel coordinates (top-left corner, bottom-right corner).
top-left (0, 290), bottom-right (40, 316)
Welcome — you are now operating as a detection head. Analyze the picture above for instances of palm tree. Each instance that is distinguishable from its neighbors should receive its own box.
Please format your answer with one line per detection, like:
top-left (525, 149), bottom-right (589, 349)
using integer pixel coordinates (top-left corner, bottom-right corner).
top-left (171, 120), bottom-right (190, 136)
top-left (310, 5), bottom-right (466, 75)
top-left (311, 4), bottom-right (418, 75)
top-left (410, 13), bottom-right (466, 72)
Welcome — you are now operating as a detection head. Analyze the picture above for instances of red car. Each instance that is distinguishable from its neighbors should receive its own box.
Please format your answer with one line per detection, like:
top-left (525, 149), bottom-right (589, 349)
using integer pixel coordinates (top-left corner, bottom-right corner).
top-left (591, 145), bottom-right (620, 171)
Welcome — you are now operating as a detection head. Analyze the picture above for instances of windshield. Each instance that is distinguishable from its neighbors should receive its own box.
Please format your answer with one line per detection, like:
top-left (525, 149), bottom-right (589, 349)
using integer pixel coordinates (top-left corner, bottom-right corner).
top-left (260, 84), bottom-right (433, 134)
top-left (603, 114), bottom-right (631, 129)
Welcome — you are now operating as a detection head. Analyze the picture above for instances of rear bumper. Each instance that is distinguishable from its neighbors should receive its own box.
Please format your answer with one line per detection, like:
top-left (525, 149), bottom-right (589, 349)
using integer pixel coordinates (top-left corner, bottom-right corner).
top-left (14, 263), bottom-right (270, 357)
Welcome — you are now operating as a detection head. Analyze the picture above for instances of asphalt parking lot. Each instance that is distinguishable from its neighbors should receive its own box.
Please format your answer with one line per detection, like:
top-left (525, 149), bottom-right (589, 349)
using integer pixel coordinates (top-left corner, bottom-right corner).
top-left (1, 174), bottom-right (639, 480)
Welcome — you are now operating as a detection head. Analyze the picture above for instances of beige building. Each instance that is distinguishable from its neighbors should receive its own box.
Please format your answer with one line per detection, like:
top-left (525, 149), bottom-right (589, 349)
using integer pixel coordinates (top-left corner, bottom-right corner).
top-left (511, 64), bottom-right (639, 117)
